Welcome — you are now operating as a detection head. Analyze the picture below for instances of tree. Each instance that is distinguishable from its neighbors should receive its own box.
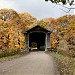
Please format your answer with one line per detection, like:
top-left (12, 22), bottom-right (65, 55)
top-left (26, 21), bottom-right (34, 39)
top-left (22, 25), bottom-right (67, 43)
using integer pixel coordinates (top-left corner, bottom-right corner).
top-left (45, 0), bottom-right (75, 13)
top-left (45, 0), bottom-right (74, 5)
top-left (56, 15), bottom-right (75, 57)
top-left (19, 12), bottom-right (37, 30)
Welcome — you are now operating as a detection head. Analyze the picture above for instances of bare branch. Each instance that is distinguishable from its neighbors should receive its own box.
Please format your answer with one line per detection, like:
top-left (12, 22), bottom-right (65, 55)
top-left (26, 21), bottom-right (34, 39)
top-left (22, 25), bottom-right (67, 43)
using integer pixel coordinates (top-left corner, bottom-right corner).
top-left (53, 5), bottom-right (57, 8)
top-left (45, 0), bottom-right (74, 6)
top-left (59, 8), bottom-right (71, 13)
top-left (57, 4), bottom-right (75, 9)
top-left (52, 3), bottom-right (75, 13)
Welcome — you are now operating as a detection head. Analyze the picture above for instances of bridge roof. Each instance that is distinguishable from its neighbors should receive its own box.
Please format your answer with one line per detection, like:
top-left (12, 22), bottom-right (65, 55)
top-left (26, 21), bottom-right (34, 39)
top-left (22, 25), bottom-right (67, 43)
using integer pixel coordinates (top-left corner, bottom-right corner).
top-left (24, 25), bottom-right (51, 33)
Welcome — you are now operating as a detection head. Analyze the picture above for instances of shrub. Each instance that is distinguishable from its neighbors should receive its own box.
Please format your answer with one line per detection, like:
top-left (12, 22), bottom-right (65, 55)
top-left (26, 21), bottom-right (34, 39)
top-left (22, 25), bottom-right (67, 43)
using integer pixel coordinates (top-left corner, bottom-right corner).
top-left (50, 52), bottom-right (75, 75)
top-left (0, 48), bottom-right (20, 58)
top-left (57, 40), bottom-right (69, 56)
top-left (57, 39), bottom-right (75, 57)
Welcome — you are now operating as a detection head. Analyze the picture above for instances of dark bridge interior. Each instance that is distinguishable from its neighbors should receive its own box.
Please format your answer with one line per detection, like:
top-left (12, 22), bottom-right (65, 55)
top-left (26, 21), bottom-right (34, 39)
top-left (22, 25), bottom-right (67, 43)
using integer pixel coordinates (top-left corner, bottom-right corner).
top-left (29, 32), bottom-right (46, 51)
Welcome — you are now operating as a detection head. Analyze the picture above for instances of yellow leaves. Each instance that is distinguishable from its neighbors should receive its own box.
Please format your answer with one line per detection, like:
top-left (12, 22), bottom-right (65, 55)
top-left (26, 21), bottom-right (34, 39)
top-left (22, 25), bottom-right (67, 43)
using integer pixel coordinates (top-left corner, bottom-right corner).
top-left (19, 44), bottom-right (25, 49)
top-left (0, 19), bottom-right (4, 25)
top-left (18, 31), bottom-right (25, 49)
top-left (68, 24), bottom-right (75, 30)
top-left (19, 37), bottom-right (25, 42)
top-left (19, 35), bottom-right (25, 45)
top-left (10, 27), bottom-right (15, 33)
top-left (57, 16), bottom-right (75, 57)
top-left (15, 44), bottom-right (19, 48)
top-left (19, 12), bottom-right (37, 31)
top-left (51, 40), bottom-right (57, 48)
top-left (50, 33), bottom-right (58, 48)
top-left (3, 37), bottom-right (7, 43)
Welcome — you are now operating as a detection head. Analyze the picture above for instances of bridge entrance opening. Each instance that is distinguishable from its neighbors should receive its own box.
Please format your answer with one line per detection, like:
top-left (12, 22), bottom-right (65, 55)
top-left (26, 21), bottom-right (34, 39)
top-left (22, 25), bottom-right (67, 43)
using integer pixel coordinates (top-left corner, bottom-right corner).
top-left (29, 32), bottom-right (46, 51)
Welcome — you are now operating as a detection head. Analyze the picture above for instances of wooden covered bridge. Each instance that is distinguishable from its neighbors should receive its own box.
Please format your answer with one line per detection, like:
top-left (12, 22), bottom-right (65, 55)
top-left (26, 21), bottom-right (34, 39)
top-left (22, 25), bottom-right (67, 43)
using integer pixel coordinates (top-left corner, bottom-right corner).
top-left (24, 25), bottom-right (51, 51)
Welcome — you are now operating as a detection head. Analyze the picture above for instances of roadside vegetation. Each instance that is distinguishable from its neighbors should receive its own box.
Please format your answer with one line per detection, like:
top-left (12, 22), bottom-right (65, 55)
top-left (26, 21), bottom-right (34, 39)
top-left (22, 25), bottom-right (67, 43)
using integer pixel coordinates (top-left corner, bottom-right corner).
top-left (0, 51), bottom-right (29, 62)
top-left (0, 54), bottom-right (21, 62)
top-left (46, 51), bottom-right (75, 75)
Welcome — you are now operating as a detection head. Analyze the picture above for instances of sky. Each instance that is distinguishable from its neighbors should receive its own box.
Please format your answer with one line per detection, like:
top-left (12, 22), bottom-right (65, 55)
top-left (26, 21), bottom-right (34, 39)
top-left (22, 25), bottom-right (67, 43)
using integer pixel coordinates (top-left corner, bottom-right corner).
top-left (0, 0), bottom-right (74, 19)
top-left (74, 0), bottom-right (75, 14)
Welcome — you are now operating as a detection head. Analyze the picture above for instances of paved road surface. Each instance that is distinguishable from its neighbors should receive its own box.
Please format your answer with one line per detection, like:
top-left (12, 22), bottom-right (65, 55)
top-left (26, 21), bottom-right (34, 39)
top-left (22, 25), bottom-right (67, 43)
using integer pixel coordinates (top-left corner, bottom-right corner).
top-left (0, 51), bottom-right (59, 75)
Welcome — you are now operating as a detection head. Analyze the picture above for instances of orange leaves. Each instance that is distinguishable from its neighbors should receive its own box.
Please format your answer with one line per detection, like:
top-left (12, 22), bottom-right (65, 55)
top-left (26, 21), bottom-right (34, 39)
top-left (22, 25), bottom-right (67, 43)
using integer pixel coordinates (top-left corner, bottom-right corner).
top-left (0, 9), bottom-right (26, 52)
top-left (50, 33), bottom-right (58, 48)
top-left (0, 8), bottom-right (75, 57)
top-left (36, 19), bottom-right (50, 30)
top-left (18, 30), bottom-right (25, 49)
top-left (19, 12), bottom-right (37, 31)
top-left (57, 15), bottom-right (75, 57)
top-left (8, 20), bottom-right (15, 25)
top-left (0, 19), bottom-right (4, 25)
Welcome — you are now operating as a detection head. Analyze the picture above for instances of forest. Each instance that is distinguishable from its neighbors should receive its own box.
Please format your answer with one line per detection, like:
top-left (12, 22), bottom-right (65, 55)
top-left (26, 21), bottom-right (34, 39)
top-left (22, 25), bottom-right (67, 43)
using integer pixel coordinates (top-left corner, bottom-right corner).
top-left (0, 8), bottom-right (75, 58)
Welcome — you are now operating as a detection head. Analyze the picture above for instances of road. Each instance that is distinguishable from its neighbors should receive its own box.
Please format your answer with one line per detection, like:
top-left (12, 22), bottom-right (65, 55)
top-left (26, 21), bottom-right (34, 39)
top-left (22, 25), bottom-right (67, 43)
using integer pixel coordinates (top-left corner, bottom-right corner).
top-left (0, 51), bottom-right (59, 75)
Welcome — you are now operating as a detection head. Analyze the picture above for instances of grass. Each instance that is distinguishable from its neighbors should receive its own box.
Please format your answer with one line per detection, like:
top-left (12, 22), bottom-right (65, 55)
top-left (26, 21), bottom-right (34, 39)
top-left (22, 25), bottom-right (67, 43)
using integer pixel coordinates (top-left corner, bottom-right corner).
top-left (0, 51), bottom-right (29, 62)
top-left (46, 51), bottom-right (75, 75)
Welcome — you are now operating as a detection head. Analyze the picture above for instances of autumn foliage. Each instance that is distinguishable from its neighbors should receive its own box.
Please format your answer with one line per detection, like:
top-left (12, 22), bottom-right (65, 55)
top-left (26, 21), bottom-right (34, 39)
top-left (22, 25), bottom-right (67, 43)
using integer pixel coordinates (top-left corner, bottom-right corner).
top-left (0, 9), bottom-right (75, 57)
top-left (57, 15), bottom-right (75, 57)
top-left (0, 9), bottom-right (25, 57)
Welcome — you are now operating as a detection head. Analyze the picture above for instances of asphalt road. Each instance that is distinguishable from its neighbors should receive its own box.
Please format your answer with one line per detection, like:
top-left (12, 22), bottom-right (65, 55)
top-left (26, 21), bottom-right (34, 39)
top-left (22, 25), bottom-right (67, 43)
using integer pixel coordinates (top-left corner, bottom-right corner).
top-left (0, 51), bottom-right (59, 75)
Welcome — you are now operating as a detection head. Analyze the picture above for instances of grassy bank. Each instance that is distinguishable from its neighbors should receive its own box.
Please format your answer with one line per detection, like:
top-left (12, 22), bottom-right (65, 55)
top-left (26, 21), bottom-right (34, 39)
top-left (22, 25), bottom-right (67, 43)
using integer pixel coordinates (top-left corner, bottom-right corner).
top-left (0, 51), bottom-right (29, 62)
top-left (47, 51), bottom-right (75, 75)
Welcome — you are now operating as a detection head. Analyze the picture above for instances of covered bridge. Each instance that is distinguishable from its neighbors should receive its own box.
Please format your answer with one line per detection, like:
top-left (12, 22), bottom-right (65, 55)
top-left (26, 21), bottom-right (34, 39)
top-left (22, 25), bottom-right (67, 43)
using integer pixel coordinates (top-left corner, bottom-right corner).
top-left (24, 25), bottom-right (51, 51)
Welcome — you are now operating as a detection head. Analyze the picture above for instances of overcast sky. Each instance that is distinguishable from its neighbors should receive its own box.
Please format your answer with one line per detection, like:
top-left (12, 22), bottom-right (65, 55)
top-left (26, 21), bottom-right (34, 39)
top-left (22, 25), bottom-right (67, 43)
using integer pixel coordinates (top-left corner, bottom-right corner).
top-left (0, 0), bottom-right (74, 19)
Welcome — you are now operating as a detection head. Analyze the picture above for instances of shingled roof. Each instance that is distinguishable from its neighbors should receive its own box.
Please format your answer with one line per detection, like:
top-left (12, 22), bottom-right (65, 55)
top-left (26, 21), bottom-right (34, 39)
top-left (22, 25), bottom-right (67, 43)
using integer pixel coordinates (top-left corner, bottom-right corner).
top-left (24, 25), bottom-right (51, 33)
